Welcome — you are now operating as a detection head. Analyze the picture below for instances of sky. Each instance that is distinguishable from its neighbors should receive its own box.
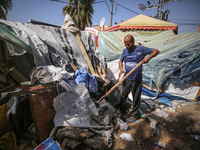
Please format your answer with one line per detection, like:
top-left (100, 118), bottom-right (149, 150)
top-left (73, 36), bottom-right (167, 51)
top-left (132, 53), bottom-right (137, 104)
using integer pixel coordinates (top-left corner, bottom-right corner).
top-left (6, 0), bottom-right (200, 34)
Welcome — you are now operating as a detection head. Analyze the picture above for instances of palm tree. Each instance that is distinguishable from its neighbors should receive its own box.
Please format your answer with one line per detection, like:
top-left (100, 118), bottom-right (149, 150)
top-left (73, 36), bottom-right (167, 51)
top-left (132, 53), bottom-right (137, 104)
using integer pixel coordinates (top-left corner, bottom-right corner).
top-left (0, 0), bottom-right (13, 19)
top-left (63, 0), bottom-right (95, 30)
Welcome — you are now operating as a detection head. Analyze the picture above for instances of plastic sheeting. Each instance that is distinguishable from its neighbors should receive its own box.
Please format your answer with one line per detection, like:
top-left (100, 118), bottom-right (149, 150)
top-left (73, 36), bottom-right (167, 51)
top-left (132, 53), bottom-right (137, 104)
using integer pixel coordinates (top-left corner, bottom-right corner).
top-left (74, 67), bottom-right (98, 93)
top-left (98, 30), bottom-right (200, 86)
top-left (53, 83), bottom-right (99, 127)
top-left (142, 86), bottom-right (189, 102)
top-left (0, 23), bottom-right (32, 55)
top-left (0, 19), bottom-right (106, 76)
top-left (30, 65), bottom-right (74, 84)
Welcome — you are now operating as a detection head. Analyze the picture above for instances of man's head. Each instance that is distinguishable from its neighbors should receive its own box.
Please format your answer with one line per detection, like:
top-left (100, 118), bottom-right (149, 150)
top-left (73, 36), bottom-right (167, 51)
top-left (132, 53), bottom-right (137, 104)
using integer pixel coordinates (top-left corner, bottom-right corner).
top-left (124, 35), bottom-right (135, 51)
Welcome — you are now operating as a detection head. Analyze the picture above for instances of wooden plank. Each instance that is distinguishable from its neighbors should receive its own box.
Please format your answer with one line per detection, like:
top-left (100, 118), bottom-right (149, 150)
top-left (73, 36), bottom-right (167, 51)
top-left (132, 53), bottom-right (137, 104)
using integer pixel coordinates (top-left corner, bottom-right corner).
top-left (0, 72), bottom-right (16, 89)
top-left (97, 66), bottom-right (107, 84)
top-left (195, 88), bottom-right (200, 100)
top-left (192, 82), bottom-right (200, 86)
top-left (7, 66), bottom-right (29, 83)
top-left (20, 84), bottom-right (56, 93)
top-left (75, 32), bottom-right (96, 75)
top-left (29, 90), bottom-right (57, 143)
top-left (97, 66), bottom-right (104, 81)
top-left (70, 62), bottom-right (78, 72)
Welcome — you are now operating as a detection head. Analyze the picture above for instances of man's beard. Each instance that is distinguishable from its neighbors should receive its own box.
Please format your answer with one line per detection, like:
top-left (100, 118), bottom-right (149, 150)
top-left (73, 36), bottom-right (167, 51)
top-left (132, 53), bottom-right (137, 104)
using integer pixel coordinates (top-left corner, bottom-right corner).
top-left (127, 44), bottom-right (133, 51)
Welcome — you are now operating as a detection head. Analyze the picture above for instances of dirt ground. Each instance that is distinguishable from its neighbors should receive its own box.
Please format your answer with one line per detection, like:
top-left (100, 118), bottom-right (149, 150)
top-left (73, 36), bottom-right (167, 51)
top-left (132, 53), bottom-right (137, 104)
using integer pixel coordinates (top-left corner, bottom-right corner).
top-left (16, 100), bottom-right (200, 150)
top-left (112, 102), bottom-right (200, 150)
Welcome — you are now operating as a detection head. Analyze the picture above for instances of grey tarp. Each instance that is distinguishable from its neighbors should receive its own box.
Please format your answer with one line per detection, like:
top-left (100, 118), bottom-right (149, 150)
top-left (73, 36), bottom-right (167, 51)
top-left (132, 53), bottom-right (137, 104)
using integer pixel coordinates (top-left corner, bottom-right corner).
top-left (0, 19), bottom-right (106, 77)
top-left (53, 83), bottom-right (99, 127)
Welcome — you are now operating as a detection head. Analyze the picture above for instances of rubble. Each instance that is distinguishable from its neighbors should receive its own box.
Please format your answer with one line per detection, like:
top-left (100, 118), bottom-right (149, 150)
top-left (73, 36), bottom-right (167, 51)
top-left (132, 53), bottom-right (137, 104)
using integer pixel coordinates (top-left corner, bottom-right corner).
top-left (0, 17), bottom-right (200, 150)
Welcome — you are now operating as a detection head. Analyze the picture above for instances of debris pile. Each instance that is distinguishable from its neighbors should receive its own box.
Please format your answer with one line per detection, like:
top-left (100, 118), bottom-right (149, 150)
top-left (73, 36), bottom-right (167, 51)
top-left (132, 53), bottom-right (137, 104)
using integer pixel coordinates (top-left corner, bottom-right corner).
top-left (0, 17), bottom-right (200, 150)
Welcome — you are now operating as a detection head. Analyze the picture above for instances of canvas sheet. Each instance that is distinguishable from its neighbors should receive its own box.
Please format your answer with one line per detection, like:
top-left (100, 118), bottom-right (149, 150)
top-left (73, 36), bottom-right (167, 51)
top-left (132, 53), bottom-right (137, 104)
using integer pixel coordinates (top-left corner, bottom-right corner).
top-left (0, 19), bottom-right (106, 77)
top-left (98, 30), bottom-right (200, 86)
top-left (53, 83), bottom-right (99, 127)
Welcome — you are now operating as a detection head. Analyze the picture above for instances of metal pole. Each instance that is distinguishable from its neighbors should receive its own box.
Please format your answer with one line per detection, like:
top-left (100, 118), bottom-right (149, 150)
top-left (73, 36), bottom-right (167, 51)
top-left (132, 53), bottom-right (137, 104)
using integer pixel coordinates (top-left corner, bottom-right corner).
top-left (110, 0), bottom-right (114, 26)
top-left (156, 0), bottom-right (161, 19)
top-left (158, 0), bottom-right (163, 20)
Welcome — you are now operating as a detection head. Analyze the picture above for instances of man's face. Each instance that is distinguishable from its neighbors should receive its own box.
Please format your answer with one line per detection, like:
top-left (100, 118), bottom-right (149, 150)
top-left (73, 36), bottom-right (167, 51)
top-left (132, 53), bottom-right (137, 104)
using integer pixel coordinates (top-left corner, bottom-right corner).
top-left (124, 40), bottom-right (134, 51)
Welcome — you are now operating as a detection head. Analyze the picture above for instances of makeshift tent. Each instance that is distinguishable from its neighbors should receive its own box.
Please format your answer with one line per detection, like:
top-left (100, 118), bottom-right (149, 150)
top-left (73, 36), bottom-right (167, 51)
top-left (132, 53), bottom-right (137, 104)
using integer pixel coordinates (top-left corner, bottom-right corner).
top-left (0, 19), bottom-right (106, 81)
top-left (97, 30), bottom-right (200, 101)
top-left (103, 14), bottom-right (178, 34)
top-left (0, 18), bottom-right (110, 147)
top-left (0, 18), bottom-right (200, 150)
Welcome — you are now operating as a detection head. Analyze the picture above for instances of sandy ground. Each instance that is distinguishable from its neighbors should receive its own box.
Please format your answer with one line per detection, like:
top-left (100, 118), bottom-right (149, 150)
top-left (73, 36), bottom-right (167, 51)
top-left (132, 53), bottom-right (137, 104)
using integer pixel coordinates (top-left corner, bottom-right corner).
top-left (112, 102), bottom-right (200, 150)
top-left (17, 100), bottom-right (200, 150)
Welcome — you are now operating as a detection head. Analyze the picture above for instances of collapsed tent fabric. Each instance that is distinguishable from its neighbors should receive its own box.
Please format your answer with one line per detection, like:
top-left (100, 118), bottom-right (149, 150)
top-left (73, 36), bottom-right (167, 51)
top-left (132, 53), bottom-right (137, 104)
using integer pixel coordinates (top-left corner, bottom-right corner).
top-left (142, 86), bottom-right (189, 102)
top-left (74, 67), bottom-right (98, 93)
top-left (97, 30), bottom-right (200, 87)
top-left (0, 19), bottom-right (105, 77)
top-left (53, 83), bottom-right (99, 127)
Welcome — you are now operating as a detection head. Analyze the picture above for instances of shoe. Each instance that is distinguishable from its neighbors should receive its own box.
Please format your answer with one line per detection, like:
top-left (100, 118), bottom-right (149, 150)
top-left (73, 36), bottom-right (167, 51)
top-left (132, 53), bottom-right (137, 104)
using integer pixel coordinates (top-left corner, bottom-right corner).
top-left (126, 115), bottom-right (140, 123)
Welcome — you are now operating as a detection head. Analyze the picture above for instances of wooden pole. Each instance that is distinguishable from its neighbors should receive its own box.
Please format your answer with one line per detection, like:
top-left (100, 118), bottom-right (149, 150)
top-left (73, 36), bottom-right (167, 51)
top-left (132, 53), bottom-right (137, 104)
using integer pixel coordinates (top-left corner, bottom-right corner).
top-left (97, 66), bottom-right (107, 84)
top-left (97, 61), bottom-right (143, 103)
top-left (69, 62), bottom-right (78, 72)
top-left (75, 32), bottom-right (96, 75)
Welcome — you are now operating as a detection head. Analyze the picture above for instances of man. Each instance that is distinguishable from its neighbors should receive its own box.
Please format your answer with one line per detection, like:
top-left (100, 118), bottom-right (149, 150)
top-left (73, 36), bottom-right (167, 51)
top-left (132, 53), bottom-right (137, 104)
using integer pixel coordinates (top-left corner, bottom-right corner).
top-left (119, 35), bottom-right (159, 123)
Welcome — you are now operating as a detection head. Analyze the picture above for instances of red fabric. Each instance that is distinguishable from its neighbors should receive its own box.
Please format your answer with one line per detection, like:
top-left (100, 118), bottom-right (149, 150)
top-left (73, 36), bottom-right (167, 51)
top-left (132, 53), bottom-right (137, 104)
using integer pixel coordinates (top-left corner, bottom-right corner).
top-left (92, 36), bottom-right (99, 48)
top-left (103, 25), bottom-right (178, 32)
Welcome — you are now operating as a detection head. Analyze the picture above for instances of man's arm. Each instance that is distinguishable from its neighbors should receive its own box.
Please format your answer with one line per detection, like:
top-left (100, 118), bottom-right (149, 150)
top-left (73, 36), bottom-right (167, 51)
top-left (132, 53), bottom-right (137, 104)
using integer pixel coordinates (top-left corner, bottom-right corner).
top-left (119, 60), bottom-right (125, 77)
top-left (142, 49), bottom-right (160, 64)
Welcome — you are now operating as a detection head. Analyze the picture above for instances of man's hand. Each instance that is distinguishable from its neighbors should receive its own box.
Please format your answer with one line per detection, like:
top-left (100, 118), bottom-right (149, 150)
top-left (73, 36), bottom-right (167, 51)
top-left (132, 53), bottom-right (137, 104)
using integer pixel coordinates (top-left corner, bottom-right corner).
top-left (142, 57), bottom-right (150, 64)
top-left (119, 69), bottom-right (125, 77)
top-left (142, 49), bottom-right (160, 64)
top-left (119, 60), bottom-right (125, 77)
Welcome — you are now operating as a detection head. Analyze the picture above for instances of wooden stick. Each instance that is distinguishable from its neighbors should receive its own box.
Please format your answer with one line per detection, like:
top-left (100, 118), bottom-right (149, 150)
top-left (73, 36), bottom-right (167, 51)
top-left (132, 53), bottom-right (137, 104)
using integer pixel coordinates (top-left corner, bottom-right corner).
top-left (69, 62), bottom-right (78, 72)
top-left (75, 32), bottom-right (96, 75)
top-left (97, 65), bottom-right (107, 84)
top-left (97, 61), bottom-right (143, 103)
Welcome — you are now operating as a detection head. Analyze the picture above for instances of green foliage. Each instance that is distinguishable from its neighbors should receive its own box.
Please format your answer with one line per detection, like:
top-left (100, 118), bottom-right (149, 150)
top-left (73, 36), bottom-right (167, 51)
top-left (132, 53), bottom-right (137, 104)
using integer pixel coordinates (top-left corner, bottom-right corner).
top-left (0, 0), bottom-right (13, 19)
top-left (63, 0), bottom-right (95, 30)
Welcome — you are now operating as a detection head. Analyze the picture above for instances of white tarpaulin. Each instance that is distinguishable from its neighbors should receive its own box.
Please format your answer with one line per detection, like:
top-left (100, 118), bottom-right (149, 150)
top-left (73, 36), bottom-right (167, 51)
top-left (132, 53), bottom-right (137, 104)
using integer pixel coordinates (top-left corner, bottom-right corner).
top-left (98, 30), bottom-right (200, 86)
top-left (53, 83), bottom-right (99, 127)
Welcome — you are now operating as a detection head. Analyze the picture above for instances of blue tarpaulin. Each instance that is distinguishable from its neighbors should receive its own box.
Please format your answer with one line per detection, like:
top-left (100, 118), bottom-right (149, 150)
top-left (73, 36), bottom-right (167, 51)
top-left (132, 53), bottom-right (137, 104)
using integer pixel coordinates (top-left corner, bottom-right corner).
top-left (142, 86), bottom-right (189, 102)
top-left (74, 67), bottom-right (98, 93)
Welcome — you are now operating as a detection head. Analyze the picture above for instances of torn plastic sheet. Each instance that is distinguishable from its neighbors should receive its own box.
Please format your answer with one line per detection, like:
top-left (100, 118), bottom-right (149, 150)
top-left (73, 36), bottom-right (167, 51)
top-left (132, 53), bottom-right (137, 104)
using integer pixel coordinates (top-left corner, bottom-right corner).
top-left (120, 133), bottom-right (134, 141)
top-left (30, 65), bottom-right (74, 84)
top-left (0, 19), bottom-right (105, 74)
top-left (158, 97), bottom-right (173, 107)
top-left (74, 67), bottom-right (98, 93)
top-left (142, 86), bottom-right (189, 102)
top-left (98, 30), bottom-right (200, 86)
top-left (7, 96), bottom-right (18, 116)
top-left (53, 84), bottom-right (99, 128)
top-left (0, 23), bottom-right (32, 54)
top-left (59, 79), bottom-right (75, 91)
top-left (97, 99), bottom-right (116, 126)
top-left (1, 88), bottom-right (22, 100)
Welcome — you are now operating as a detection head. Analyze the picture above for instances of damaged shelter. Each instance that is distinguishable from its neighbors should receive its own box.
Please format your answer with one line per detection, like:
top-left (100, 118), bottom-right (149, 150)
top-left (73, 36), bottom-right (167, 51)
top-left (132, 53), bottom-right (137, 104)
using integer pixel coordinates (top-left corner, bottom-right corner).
top-left (95, 18), bottom-right (200, 149)
top-left (0, 15), bottom-right (120, 150)
top-left (98, 24), bottom-right (200, 102)
top-left (0, 12), bottom-right (200, 150)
